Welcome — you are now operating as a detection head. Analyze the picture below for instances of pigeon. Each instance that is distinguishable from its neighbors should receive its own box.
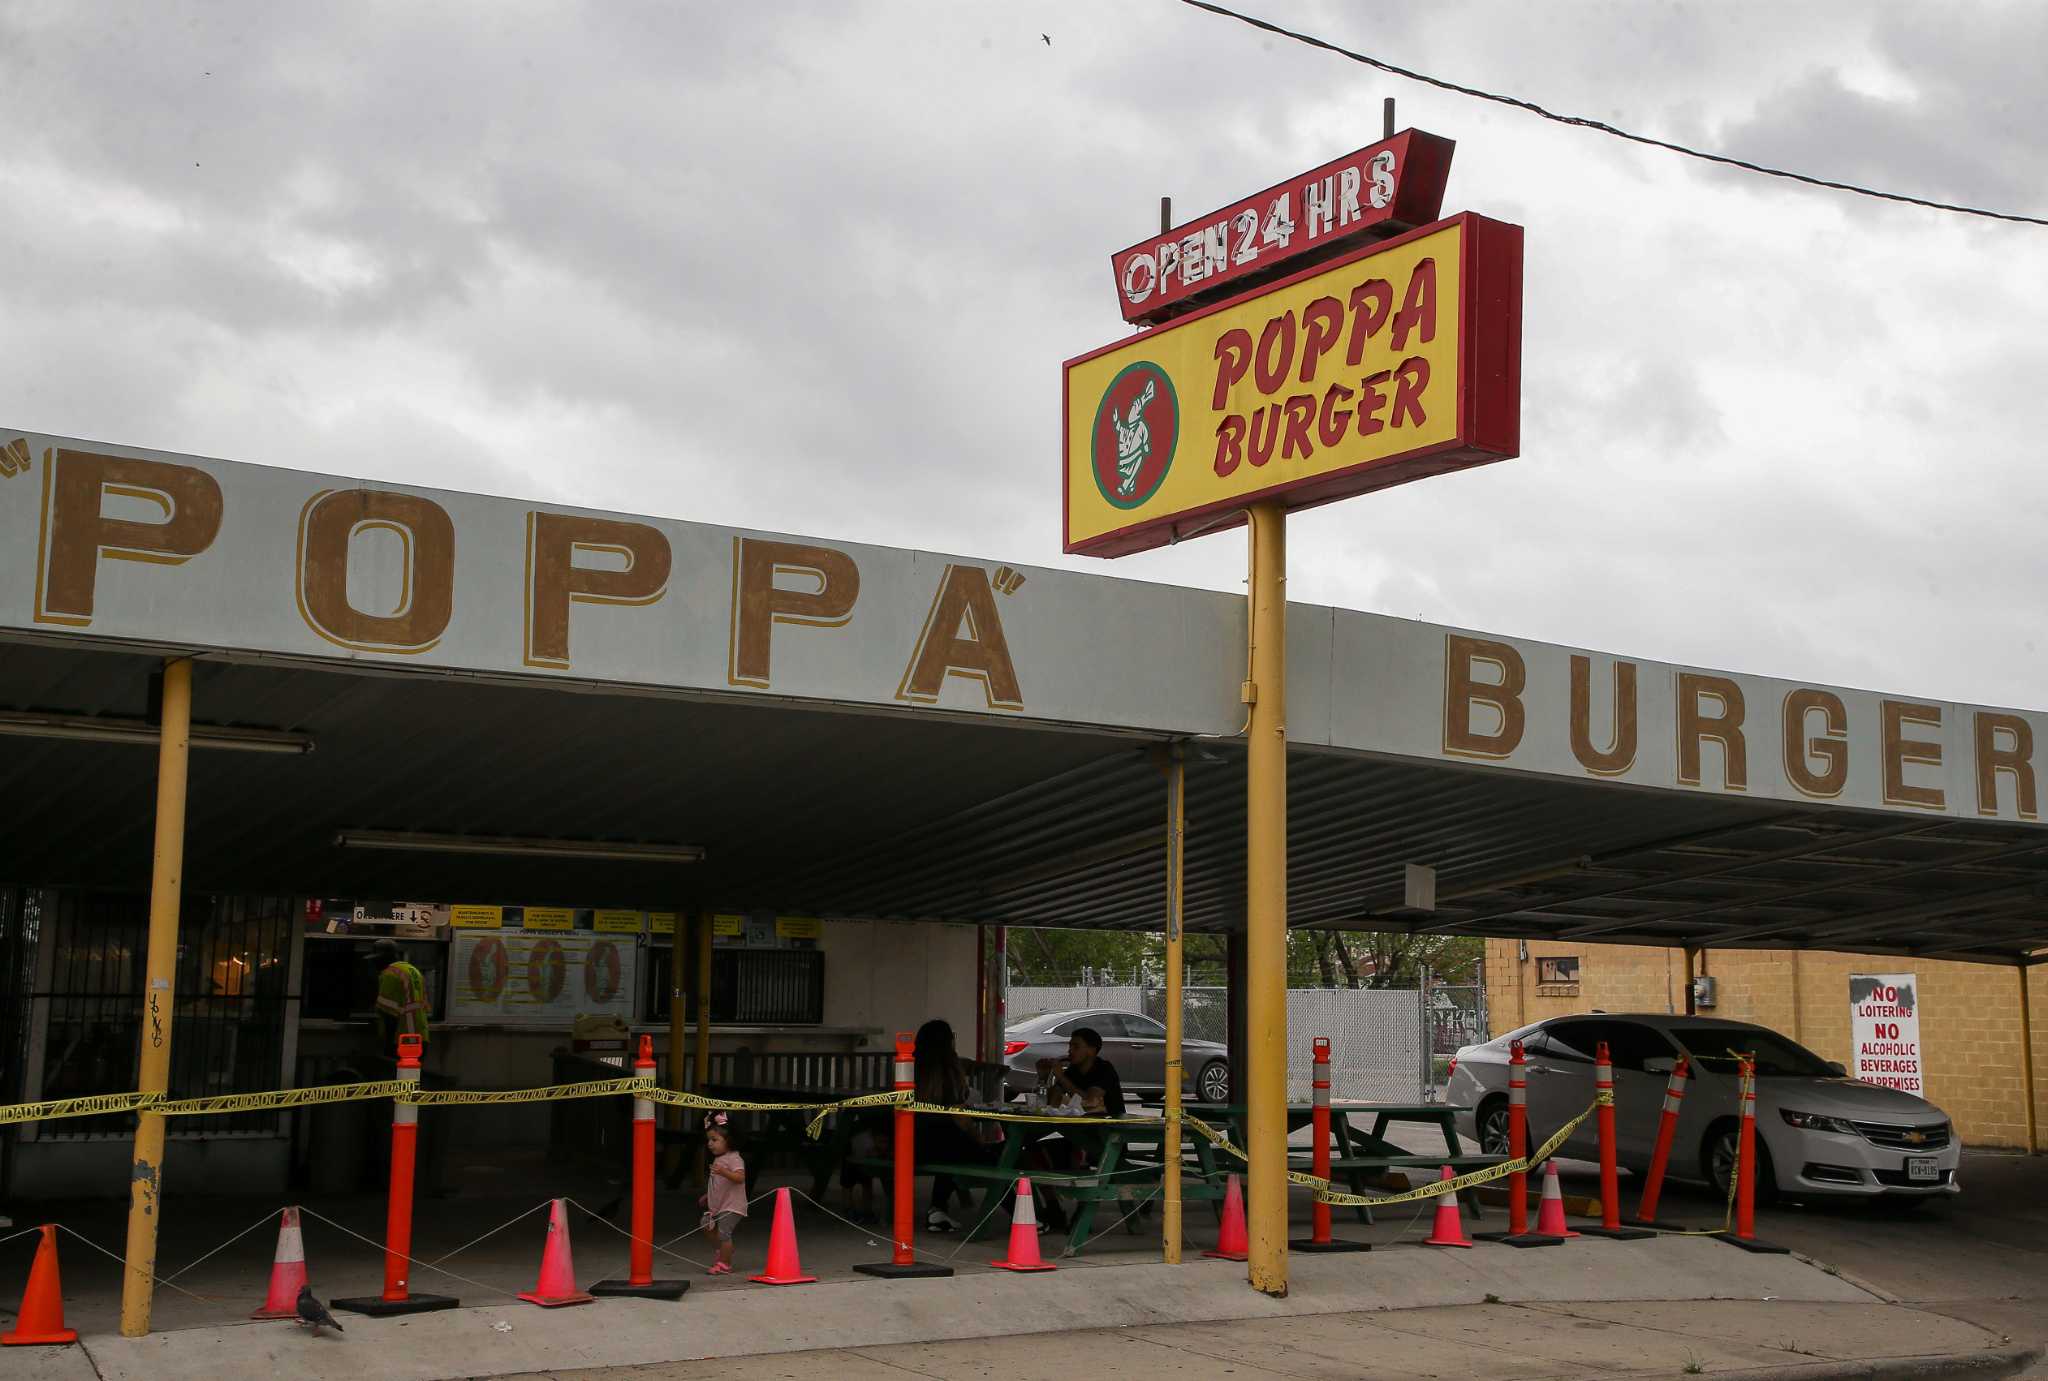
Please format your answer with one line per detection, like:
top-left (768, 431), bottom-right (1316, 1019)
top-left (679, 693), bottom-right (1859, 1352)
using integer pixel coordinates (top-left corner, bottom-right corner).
top-left (296, 1284), bottom-right (343, 1333)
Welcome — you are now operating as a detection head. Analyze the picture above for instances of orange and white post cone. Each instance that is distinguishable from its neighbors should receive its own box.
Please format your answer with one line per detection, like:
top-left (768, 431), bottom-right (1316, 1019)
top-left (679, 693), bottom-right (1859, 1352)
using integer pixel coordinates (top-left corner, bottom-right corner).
top-left (1422, 1166), bottom-right (1474, 1248)
top-left (1482, 1038), bottom-right (1559, 1247)
top-left (1533, 1161), bottom-right (1580, 1239)
top-left (1719, 1053), bottom-right (1788, 1254)
top-left (251, 1207), bottom-right (309, 1319)
top-left (1293, 1036), bottom-right (1367, 1252)
top-left (1629, 1056), bottom-right (1689, 1229)
top-left (2, 1225), bottom-right (78, 1347)
top-left (1580, 1041), bottom-right (1653, 1239)
top-left (1203, 1172), bottom-right (1250, 1262)
top-left (519, 1199), bottom-right (595, 1307)
top-left (594, 1035), bottom-right (688, 1298)
top-left (856, 1032), bottom-right (952, 1278)
top-left (332, 1033), bottom-right (458, 1316)
top-left (990, 1177), bottom-right (1057, 1272)
top-left (749, 1186), bottom-right (818, 1285)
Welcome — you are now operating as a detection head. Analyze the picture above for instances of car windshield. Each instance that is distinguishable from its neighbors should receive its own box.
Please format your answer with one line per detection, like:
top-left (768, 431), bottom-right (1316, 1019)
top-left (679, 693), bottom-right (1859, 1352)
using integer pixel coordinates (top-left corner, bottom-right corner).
top-left (1667, 1023), bottom-right (1835, 1077)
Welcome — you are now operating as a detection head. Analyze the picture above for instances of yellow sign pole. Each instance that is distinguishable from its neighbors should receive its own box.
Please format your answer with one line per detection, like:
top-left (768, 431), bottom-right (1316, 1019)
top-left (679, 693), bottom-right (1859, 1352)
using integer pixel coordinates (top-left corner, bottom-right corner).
top-left (120, 657), bottom-right (193, 1337)
top-left (1162, 742), bottom-right (1186, 1264)
top-left (1245, 502), bottom-right (1289, 1296)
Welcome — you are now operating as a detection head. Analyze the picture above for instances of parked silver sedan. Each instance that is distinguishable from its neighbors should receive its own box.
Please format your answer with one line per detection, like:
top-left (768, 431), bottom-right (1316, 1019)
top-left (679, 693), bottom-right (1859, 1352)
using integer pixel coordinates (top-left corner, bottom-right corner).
top-left (1446, 1014), bottom-right (1960, 1201)
top-left (1002, 1008), bottom-right (1231, 1103)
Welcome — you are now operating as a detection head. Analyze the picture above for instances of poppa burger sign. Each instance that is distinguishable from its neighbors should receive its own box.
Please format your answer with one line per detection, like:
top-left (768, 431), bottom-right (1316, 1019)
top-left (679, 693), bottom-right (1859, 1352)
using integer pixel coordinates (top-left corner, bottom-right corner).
top-left (1064, 212), bottom-right (1522, 557)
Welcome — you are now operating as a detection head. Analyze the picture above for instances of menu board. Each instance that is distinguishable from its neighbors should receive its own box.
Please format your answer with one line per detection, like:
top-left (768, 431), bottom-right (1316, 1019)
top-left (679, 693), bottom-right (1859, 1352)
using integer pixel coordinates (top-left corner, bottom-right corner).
top-left (448, 930), bottom-right (638, 1027)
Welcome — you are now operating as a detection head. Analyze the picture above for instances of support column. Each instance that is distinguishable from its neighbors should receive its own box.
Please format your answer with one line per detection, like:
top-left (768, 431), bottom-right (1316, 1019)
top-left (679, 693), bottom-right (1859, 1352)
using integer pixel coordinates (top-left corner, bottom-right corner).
top-left (693, 911), bottom-right (714, 1180)
top-left (1683, 946), bottom-right (1699, 1015)
top-left (2020, 964), bottom-right (2038, 1156)
top-left (1163, 743), bottom-right (1186, 1264)
top-left (667, 911), bottom-right (688, 1154)
top-left (120, 657), bottom-right (192, 1338)
top-left (1244, 501), bottom-right (1288, 1297)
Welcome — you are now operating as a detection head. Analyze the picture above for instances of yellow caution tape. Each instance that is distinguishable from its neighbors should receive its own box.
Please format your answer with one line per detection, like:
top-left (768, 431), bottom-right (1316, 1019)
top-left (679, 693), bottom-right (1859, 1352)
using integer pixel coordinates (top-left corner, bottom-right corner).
top-left (0, 1090), bottom-right (162, 1127)
top-left (1181, 1095), bottom-right (1606, 1210)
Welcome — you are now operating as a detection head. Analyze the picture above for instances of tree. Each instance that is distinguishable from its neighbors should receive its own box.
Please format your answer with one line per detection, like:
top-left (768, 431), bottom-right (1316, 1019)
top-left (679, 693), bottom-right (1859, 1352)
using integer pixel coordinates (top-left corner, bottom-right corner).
top-left (1005, 926), bottom-right (1480, 988)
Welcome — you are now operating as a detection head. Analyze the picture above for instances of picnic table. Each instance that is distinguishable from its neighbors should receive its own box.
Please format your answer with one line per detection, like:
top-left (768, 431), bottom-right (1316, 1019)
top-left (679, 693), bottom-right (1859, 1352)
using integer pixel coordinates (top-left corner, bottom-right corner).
top-left (1182, 1099), bottom-right (1502, 1221)
top-left (850, 1107), bottom-right (1231, 1257)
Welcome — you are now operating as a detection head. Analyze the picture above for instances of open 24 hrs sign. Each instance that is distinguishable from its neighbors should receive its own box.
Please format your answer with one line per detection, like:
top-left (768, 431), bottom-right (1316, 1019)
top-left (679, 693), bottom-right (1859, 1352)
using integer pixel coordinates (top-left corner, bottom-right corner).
top-left (1063, 213), bottom-right (1523, 558)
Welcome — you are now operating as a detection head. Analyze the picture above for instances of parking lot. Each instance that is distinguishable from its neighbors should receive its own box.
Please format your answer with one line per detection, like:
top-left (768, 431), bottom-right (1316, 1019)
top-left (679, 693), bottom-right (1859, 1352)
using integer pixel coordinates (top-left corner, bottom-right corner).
top-left (1556, 1144), bottom-right (2048, 1366)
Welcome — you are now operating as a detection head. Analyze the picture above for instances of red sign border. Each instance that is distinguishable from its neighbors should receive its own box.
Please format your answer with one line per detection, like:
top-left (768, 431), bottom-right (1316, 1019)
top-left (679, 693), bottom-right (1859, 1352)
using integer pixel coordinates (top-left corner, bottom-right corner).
top-left (1064, 211), bottom-right (1523, 559)
top-left (1108, 130), bottom-right (1455, 327)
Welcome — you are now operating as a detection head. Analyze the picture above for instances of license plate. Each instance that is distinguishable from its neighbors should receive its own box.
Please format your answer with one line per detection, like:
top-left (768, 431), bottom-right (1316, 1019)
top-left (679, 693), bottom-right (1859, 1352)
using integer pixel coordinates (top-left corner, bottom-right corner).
top-left (1906, 1157), bottom-right (1939, 1182)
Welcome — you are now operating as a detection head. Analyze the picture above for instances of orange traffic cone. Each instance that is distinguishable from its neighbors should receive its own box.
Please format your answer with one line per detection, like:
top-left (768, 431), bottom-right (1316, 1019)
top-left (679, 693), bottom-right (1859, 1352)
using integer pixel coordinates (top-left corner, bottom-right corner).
top-left (990, 1178), bottom-right (1057, 1272)
top-left (517, 1199), bottom-right (595, 1307)
top-left (3, 1225), bottom-right (78, 1346)
top-left (748, 1187), bottom-right (817, 1285)
top-left (1422, 1166), bottom-right (1473, 1248)
top-left (252, 1206), bottom-right (309, 1319)
top-left (1534, 1161), bottom-right (1581, 1239)
top-left (1202, 1173), bottom-right (1250, 1262)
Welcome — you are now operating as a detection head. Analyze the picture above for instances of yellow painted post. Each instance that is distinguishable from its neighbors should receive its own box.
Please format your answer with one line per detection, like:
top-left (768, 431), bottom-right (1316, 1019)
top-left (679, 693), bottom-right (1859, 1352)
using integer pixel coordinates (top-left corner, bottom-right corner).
top-left (2019, 964), bottom-right (2038, 1155)
top-left (693, 911), bottom-right (714, 1181)
top-left (1163, 742), bottom-right (1186, 1263)
top-left (1244, 502), bottom-right (1288, 1296)
top-left (694, 912), bottom-right (713, 1091)
top-left (667, 910), bottom-right (688, 1154)
top-left (120, 657), bottom-right (193, 1337)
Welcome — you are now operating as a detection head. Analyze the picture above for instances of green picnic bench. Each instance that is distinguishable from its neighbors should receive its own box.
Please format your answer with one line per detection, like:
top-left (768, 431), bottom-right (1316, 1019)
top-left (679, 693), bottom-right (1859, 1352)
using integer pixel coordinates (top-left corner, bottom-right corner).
top-left (1184, 1099), bottom-right (1504, 1223)
top-left (851, 1111), bottom-right (1230, 1257)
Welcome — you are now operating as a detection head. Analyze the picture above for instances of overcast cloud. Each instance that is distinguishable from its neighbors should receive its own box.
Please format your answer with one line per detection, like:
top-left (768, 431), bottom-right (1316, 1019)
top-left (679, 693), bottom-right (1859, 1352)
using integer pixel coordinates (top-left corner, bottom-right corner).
top-left (3, 1), bottom-right (2045, 707)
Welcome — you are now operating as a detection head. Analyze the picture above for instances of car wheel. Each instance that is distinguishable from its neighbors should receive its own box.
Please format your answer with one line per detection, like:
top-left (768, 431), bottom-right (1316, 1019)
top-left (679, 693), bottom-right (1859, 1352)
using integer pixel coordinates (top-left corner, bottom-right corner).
top-left (1706, 1123), bottom-right (1779, 1206)
top-left (1477, 1097), bottom-right (1511, 1156)
top-left (1197, 1060), bottom-right (1230, 1103)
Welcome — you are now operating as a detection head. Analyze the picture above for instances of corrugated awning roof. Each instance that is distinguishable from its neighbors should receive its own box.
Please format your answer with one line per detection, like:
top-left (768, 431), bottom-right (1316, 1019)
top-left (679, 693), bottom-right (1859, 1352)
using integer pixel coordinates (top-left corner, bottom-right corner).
top-left (2, 637), bottom-right (2044, 966)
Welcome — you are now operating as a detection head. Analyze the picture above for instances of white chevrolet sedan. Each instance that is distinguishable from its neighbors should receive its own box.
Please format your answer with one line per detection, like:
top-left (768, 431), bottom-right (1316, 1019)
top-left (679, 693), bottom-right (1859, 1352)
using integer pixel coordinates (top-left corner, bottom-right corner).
top-left (1446, 1014), bottom-right (1961, 1202)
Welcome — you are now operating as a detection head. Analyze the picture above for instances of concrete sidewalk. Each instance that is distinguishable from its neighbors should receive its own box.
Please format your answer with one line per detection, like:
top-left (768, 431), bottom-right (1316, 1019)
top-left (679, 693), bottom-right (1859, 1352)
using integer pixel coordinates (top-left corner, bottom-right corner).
top-left (19, 1237), bottom-right (2039, 1381)
top-left (514, 1302), bottom-right (2041, 1381)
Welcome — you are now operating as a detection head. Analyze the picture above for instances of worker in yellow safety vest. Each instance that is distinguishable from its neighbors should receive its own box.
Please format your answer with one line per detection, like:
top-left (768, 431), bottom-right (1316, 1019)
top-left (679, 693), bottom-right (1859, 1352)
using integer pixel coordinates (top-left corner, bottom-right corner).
top-left (370, 938), bottom-right (431, 1054)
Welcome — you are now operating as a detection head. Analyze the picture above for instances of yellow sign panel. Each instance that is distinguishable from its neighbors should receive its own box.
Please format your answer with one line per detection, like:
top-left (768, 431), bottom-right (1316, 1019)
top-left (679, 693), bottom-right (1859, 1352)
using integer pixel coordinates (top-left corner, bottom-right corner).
top-left (448, 904), bottom-right (503, 929)
top-left (648, 911), bottom-right (678, 935)
top-left (775, 915), bottom-right (824, 940)
top-left (1063, 214), bottom-right (1521, 557)
top-left (522, 906), bottom-right (575, 931)
top-left (711, 913), bottom-right (744, 937)
top-left (593, 909), bottom-right (643, 934)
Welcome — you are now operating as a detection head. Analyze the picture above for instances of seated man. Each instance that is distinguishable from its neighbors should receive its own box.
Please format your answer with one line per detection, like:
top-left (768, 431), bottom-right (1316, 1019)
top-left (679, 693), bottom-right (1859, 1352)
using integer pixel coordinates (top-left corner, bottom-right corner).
top-left (1040, 1026), bottom-right (1125, 1117)
top-left (1028, 1026), bottom-right (1127, 1233)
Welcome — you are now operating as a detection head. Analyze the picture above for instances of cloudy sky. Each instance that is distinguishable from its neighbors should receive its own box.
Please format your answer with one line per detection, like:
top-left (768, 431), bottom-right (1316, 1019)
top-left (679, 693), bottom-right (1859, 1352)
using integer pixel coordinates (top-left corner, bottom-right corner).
top-left (4, 2), bottom-right (2045, 708)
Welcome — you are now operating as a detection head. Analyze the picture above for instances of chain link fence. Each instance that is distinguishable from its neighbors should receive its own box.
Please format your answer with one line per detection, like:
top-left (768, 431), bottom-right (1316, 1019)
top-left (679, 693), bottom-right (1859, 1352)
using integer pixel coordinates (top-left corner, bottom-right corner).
top-left (1007, 981), bottom-right (1440, 1101)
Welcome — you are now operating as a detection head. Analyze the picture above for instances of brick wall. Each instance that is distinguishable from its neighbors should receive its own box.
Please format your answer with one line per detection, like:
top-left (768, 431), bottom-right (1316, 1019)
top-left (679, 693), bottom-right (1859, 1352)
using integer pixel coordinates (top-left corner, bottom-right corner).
top-left (1485, 938), bottom-right (2045, 1150)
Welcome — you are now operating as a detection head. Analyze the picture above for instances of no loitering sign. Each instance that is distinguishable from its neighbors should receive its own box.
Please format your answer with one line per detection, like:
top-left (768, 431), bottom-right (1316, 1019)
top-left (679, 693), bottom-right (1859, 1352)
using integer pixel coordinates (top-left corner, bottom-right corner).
top-left (1849, 973), bottom-right (1924, 1094)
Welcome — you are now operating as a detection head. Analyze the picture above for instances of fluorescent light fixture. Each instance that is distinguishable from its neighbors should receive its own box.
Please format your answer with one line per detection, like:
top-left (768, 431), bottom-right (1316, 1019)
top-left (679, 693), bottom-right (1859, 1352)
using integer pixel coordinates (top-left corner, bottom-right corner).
top-left (335, 830), bottom-right (705, 864)
top-left (0, 711), bottom-right (315, 755)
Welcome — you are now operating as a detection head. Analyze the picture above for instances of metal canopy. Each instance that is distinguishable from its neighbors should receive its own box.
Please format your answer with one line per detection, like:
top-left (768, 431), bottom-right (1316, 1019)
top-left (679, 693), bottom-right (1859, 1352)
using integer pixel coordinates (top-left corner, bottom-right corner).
top-left (2, 636), bottom-right (2044, 966)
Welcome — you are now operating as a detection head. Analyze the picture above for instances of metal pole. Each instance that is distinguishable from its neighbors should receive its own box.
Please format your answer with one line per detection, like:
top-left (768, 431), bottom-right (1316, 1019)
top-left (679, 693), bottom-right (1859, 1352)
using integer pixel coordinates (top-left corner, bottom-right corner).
top-left (1245, 500), bottom-right (1289, 1296)
top-left (1163, 743), bottom-right (1186, 1264)
top-left (976, 925), bottom-right (989, 1063)
top-left (696, 909), bottom-right (712, 1180)
top-left (2019, 965), bottom-right (2038, 1155)
top-left (1383, 97), bottom-right (1395, 139)
top-left (1683, 946), bottom-right (1699, 1015)
top-left (119, 655), bottom-right (191, 1338)
top-left (667, 914), bottom-right (687, 1147)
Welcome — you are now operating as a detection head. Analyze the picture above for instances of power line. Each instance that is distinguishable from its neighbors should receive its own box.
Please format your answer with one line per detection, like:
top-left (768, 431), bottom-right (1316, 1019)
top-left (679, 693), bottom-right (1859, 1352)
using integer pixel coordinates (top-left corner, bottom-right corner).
top-left (1177, 0), bottom-right (2048, 229)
